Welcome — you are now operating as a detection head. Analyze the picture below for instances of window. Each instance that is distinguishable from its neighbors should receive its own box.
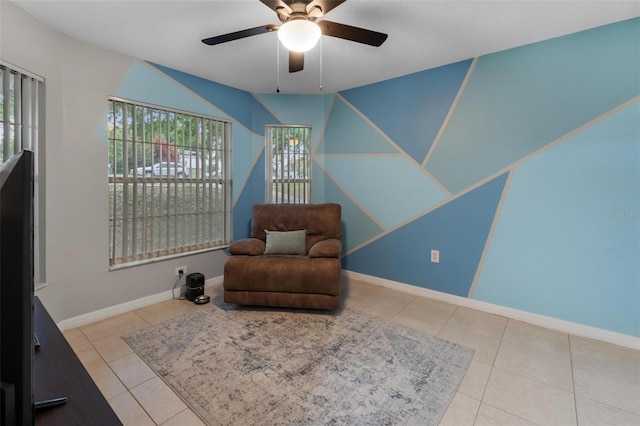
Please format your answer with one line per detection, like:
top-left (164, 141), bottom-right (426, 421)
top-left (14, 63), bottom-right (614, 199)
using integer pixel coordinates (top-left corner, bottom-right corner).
top-left (266, 125), bottom-right (311, 204)
top-left (108, 98), bottom-right (231, 267)
top-left (0, 61), bottom-right (45, 285)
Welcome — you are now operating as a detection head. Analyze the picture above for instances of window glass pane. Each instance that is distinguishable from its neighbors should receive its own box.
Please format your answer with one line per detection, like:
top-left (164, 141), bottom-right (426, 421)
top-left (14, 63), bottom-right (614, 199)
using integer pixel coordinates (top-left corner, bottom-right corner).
top-left (266, 125), bottom-right (311, 204)
top-left (108, 99), bottom-right (231, 267)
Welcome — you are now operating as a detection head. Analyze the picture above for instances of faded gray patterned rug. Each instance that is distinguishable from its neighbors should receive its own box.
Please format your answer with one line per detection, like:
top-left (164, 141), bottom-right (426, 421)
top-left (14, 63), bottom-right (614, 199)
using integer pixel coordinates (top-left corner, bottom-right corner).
top-left (124, 304), bottom-right (473, 425)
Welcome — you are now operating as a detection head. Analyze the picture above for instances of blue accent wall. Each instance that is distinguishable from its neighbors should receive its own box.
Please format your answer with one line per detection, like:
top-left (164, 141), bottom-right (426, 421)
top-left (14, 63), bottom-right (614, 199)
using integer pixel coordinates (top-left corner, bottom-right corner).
top-left (115, 18), bottom-right (640, 337)
top-left (313, 165), bottom-right (384, 252)
top-left (256, 94), bottom-right (331, 149)
top-left (425, 19), bottom-right (640, 194)
top-left (149, 62), bottom-right (278, 134)
top-left (319, 98), bottom-right (400, 154)
top-left (318, 155), bottom-right (447, 230)
top-left (474, 102), bottom-right (640, 336)
top-left (344, 173), bottom-right (508, 297)
top-left (116, 61), bottom-right (225, 119)
top-left (341, 60), bottom-right (472, 163)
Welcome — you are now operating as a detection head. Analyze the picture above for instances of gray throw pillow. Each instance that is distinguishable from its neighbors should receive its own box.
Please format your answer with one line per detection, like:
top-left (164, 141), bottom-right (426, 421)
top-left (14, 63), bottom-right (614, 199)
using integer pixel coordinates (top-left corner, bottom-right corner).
top-left (264, 229), bottom-right (306, 255)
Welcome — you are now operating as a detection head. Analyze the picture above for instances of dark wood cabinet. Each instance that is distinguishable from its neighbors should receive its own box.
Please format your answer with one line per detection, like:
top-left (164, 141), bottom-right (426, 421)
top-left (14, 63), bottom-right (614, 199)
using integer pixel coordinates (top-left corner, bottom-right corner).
top-left (34, 297), bottom-right (122, 425)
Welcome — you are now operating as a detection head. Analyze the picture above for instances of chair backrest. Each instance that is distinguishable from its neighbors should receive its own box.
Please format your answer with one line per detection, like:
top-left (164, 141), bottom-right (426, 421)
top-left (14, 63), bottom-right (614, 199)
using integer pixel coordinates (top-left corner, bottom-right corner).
top-left (251, 203), bottom-right (341, 253)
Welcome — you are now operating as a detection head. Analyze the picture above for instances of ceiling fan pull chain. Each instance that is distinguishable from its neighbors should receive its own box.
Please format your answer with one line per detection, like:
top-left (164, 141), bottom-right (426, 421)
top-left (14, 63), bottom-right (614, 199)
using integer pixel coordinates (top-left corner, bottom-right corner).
top-left (276, 34), bottom-right (280, 93)
top-left (319, 36), bottom-right (323, 92)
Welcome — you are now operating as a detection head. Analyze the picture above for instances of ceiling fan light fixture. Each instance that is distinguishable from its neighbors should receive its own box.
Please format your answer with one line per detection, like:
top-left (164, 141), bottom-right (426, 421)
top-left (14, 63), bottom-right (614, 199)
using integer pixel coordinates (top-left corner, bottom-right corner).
top-left (278, 19), bottom-right (321, 53)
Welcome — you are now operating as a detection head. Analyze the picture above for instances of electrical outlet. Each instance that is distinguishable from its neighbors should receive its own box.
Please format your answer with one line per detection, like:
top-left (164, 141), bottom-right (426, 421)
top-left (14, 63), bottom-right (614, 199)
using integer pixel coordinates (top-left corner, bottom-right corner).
top-left (430, 249), bottom-right (440, 263)
top-left (175, 265), bottom-right (188, 276)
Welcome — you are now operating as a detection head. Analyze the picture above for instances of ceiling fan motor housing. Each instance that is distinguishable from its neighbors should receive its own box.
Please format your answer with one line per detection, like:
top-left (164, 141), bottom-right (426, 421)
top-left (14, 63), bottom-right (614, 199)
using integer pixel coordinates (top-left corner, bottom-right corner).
top-left (276, 1), bottom-right (322, 23)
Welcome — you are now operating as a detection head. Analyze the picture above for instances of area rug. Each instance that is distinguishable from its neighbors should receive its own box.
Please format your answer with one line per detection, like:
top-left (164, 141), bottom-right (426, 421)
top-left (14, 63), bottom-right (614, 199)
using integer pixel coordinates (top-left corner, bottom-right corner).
top-left (124, 304), bottom-right (474, 425)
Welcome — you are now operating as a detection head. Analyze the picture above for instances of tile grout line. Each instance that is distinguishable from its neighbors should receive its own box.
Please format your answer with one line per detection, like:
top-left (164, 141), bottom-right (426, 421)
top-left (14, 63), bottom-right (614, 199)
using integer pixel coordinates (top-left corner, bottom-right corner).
top-left (471, 316), bottom-right (509, 423)
top-left (499, 319), bottom-right (577, 381)
top-left (158, 407), bottom-right (199, 426)
top-left (387, 294), bottom-right (417, 322)
top-left (73, 324), bottom-right (156, 425)
top-left (114, 324), bottom-right (162, 426)
top-left (568, 335), bottom-right (580, 425)
top-left (438, 304), bottom-right (485, 425)
top-left (119, 308), bottom-right (200, 425)
top-left (109, 346), bottom-right (158, 424)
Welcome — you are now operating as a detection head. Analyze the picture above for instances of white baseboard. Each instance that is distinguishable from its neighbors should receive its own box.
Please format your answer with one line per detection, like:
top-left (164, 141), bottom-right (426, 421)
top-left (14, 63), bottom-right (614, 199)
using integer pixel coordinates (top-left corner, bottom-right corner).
top-left (57, 276), bottom-right (223, 332)
top-left (58, 271), bottom-right (639, 350)
top-left (343, 270), bottom-right (640, 350)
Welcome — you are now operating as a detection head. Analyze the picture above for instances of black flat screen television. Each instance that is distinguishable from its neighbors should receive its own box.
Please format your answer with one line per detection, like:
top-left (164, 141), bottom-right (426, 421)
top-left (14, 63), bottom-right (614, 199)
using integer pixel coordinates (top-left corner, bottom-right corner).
top-left (0, 150), bottom-right (35, 426)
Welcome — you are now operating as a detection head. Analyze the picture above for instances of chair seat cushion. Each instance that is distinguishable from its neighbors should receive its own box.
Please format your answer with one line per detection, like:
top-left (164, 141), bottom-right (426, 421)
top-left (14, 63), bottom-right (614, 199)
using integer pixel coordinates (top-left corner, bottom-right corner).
top-left (224, 256), bottom-right (340, 296)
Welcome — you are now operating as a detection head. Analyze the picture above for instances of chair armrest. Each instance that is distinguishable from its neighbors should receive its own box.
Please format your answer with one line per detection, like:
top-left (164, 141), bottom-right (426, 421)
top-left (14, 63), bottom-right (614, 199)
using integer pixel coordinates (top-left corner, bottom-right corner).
top-left (309, 238), bottom-right (342, 258)
top-left (228, 238), bottom-right (265, 255)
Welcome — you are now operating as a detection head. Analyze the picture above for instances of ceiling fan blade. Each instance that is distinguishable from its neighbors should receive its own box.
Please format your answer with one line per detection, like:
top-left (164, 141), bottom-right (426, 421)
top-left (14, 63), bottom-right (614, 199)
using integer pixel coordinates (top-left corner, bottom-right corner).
top-left (201, 24), bottom-right (278, 46)
top-left (318, 20), bottom-right (387, 47)
top-left (289, 51), bottom-right (304, 73)
top-left (307, 0), bottom-right (347, 18)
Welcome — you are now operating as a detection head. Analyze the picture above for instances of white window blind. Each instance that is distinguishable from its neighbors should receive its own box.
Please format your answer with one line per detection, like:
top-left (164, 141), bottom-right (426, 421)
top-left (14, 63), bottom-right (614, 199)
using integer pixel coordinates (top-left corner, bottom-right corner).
top-left (0, 61), bottom-right (45, 284)
top-left (266, 125), bottom-right (311, 204)
top-left (108, 98), bottom-right (232, 267)
top-left (0, 62), bottom-right (41, 161)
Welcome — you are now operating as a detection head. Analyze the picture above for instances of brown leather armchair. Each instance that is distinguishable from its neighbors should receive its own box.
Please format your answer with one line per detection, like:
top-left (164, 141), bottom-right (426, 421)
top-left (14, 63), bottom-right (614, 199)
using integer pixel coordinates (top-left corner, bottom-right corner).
top-left (223, 203), bottom-right (342, 309)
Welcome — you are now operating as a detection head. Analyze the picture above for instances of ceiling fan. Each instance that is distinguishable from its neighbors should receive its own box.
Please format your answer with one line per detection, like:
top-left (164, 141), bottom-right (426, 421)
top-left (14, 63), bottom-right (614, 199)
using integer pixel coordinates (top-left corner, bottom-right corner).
top-left (201, 0), bottom-right (388, 73)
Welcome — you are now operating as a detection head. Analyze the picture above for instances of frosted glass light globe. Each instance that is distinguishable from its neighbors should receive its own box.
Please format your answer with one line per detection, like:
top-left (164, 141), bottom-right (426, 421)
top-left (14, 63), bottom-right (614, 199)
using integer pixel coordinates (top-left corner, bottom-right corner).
top-left (278, 20), bottom-right (321, 53)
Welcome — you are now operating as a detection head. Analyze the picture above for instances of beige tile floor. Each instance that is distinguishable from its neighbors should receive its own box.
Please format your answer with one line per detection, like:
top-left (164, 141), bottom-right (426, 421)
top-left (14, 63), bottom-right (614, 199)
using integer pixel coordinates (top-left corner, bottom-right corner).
top-left (63, 278), bottom-right (640, 425)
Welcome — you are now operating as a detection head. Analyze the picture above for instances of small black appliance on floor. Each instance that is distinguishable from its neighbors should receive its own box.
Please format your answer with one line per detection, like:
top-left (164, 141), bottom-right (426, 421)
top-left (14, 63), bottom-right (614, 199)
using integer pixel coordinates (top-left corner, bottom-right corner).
top-left (185, 272), bottom-right (204, 301)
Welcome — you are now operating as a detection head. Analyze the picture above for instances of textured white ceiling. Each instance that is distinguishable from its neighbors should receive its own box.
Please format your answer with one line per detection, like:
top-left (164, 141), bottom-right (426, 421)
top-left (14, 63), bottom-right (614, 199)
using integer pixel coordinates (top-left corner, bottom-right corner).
top-left (11, 0), bottom-right (640, 94)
